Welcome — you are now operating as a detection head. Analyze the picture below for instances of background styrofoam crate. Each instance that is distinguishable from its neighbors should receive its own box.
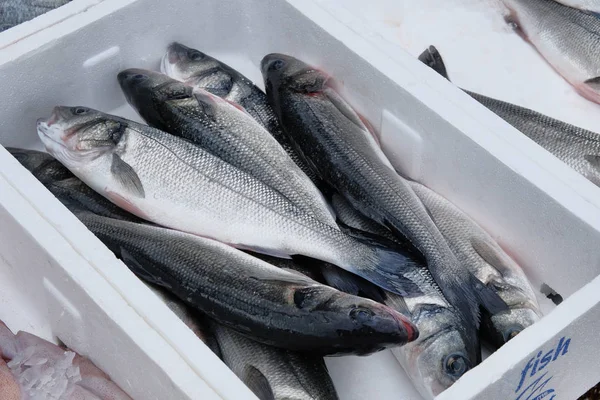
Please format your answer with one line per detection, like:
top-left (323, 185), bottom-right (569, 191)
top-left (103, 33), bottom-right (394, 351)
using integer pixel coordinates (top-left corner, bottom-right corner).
top-left (0, 0), bottom-right (599, 399)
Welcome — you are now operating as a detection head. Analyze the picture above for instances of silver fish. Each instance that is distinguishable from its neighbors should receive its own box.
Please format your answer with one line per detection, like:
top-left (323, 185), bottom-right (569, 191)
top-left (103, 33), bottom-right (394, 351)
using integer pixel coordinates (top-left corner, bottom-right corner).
top-left (118, 68), bottom-right (334, 225)
top-left (409, 181), bottom-right (541, 348)
top-left (502, 0), bottom-right (600, 104)
top-left (262, 54), bottom-right (508, 330)
top-left (161, 42), bottom-right (321, 186)
top-left (0, 0), bottom-right (70, 32)
top-left (72, 212), bottom-right (417, 355)
top-left (37, 106), bottom-right (426, 297)
top-left (419, 46), bottom-right (600, 188)
top-left (212, 323), bottom-right (339, 400)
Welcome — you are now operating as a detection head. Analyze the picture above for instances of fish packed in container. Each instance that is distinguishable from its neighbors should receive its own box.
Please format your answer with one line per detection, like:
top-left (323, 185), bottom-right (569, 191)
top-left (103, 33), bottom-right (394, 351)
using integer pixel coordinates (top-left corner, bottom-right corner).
top-left (3, 36), bottom-right (546, 399)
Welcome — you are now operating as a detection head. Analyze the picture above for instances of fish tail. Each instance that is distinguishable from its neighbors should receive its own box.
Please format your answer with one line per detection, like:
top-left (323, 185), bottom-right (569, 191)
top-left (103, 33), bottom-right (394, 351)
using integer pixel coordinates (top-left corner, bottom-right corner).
top-left (417, 45), bottom-right (450, 80)
top-left (345, 236), bottom-right (427, 298)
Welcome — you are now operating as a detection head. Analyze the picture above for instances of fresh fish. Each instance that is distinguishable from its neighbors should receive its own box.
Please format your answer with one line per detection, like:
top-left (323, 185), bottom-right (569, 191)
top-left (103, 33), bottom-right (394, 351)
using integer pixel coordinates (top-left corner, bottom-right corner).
top-left (71, 212), bottom-right (417, 355)
top-left (37, 106), bottom-right (426, 298)
top-left (0, 0), bottom-right (71, 32)
top-left (161, 42), bottom-right (321, 186)
top-left (555, 0), bottom-right (600, 14)
top-left (212, 323), bottom-right (339, 400)
top-left (118, 68), bottom-right (334, 225)
top-left (261, 54), bottom-right (507, 329)
top-left (409, 181), bottom-right (541, 348)
top-left (501, 0), bottom-right (600, 104)
top-left (0, 320), bottom-right (131, 399)
top-left (385, 291), bottom-right (475, 400)
top-left (419, 46), bottom-right (600, 188)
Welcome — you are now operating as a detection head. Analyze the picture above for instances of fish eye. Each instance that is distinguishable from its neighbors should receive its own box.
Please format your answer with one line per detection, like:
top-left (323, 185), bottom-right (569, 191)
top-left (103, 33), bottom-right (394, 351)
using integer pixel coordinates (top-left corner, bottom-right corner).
top-left (350, 307), bottom-right (375, 322)
top-left (503, 327), bottom-right (521, 342)
top-left (444, 354), bottom-right (469, 377)
top-left (131, 74), bottom-right (149, 83)
top-left (72, 107), bottom-right (89, 115)
top-left (269, 59), bottom-right (286, 71)
top-left (188, 50), bottom-right (204, 61)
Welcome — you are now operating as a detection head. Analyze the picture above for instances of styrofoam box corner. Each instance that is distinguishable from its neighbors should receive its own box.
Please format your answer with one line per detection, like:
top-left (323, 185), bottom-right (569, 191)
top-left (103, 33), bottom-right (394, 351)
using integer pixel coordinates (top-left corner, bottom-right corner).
top-left (0, 0), bottom-right (599, 399)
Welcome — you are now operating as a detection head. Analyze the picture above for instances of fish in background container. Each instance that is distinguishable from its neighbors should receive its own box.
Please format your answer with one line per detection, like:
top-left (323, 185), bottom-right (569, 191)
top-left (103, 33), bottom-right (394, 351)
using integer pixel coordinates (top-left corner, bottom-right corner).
top-left (0, 0), bottom-right (71, 32)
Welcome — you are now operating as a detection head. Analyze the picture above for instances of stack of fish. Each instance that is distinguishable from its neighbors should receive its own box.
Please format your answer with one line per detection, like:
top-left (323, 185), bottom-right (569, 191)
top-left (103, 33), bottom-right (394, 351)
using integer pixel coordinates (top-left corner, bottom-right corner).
top-left (7, 42), bottom-right (542, 399)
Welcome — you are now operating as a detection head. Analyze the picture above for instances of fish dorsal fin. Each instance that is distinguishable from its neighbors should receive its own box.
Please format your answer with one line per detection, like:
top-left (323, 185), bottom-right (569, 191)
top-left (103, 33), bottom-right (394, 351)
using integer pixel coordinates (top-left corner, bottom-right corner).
top-left (244, 366), bottom-right (275, 400)
top-left (111, 153), bottom-right (145, 198)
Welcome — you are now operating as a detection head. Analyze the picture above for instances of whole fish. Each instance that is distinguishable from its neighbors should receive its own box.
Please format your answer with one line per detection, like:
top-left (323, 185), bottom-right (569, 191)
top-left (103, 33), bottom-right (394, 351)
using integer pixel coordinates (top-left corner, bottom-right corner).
top-left (502, 0), bottom-right (600, 104)
top-left (37, 106), bottom-right (426, 298)
top-left (409, 181), bottom-right (541, 349)
top-left (118, 68), bottom-right (334, 225)
top-left (72, 212), bottom-right (417, 355)
top-left (0, 0), bottom-right (70, 32)
top-left (212, 323), bottom-right (339, 400)
top-left (261, 54), bottom-right (507, 329)
top-left (555, 0), bottom-right (600, 13)
top-left (419, 46), bottom-right (600, 187)
top-left (161, 42), bottom-right (321, 186)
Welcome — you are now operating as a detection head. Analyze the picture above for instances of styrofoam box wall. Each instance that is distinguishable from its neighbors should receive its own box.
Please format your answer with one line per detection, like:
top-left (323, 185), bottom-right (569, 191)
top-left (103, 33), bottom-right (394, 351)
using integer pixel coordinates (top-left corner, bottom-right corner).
top-left (0, 0), bottom-right (599, 399)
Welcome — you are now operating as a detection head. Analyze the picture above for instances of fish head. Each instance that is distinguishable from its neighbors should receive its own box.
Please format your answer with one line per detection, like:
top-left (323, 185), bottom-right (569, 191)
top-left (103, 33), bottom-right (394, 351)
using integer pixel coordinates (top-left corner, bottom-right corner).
top-left (162, 42), bottom-right (220, 83)
top-left (480, 278), bottom-right (541, 348)
top-left (396, 305), bottom-right (474, 398)
top-left (118, 68), bottom-right (193, 130)
top-left (261, 53), bottom-right (330, 95)
top-left (36, 106), bottom-right (123, 169)
top-left (295, 286), bottom-right (418, 354)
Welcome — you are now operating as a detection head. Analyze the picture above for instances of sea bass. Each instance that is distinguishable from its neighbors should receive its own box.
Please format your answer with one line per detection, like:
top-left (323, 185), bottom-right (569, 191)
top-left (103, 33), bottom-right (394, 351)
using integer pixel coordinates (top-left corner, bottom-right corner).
top-left (118, 68), bottom-right (334, 224)
top-left (212, 323), bottom-right (339, 400)
top-left (409, 181), bottom-right (541, 348)
top-left (161, 42), bottom-right (320, 185)
top-left (73, 212), bottom-right (417, 355)
top-left (261, 54), bottom-right (507, 329)
top-left (37, 106), bottom-right (425, 297)
top-left (502, 0), bottom-right (600, 104)
top-left (419, 46), bottom-right (600, 187)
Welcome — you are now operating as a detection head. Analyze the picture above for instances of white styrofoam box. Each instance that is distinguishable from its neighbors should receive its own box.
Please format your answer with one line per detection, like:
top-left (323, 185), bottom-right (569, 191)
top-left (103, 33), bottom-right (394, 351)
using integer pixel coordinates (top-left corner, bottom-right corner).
top-left (0, 0), bottom-right (598, 399)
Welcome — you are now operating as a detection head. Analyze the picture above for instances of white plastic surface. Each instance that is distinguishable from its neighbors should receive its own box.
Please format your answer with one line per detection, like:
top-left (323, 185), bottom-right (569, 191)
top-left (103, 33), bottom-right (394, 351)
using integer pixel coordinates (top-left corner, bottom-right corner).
top-left (0, 0), bottom-right (599, 399)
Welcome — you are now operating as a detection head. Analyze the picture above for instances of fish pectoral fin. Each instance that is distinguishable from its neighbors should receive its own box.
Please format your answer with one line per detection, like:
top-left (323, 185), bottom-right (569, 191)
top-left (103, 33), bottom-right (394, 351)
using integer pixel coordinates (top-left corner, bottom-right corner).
top-left (243, 366), bottom-right (275, 400)
top-left (119, 247), bottom-right (167, 288)
top-left (471, 236), bottom-right (515, 275)
top-left (584, 155), bottom-right (600, 186)
top-left (233, 244), bottom-right (293, 259)
top-left (417, 45), bottom-right (450, 80)
top-left (110, 153), bottom-right (145, 198)
top-left (584, 76), bottom-right (600, 88)
top-left (249, 264), bottom-right (315, 286)
top-left (320, 264), bottom-right (386, 302)
top-left (323, 88), bottom-right (369, 131)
